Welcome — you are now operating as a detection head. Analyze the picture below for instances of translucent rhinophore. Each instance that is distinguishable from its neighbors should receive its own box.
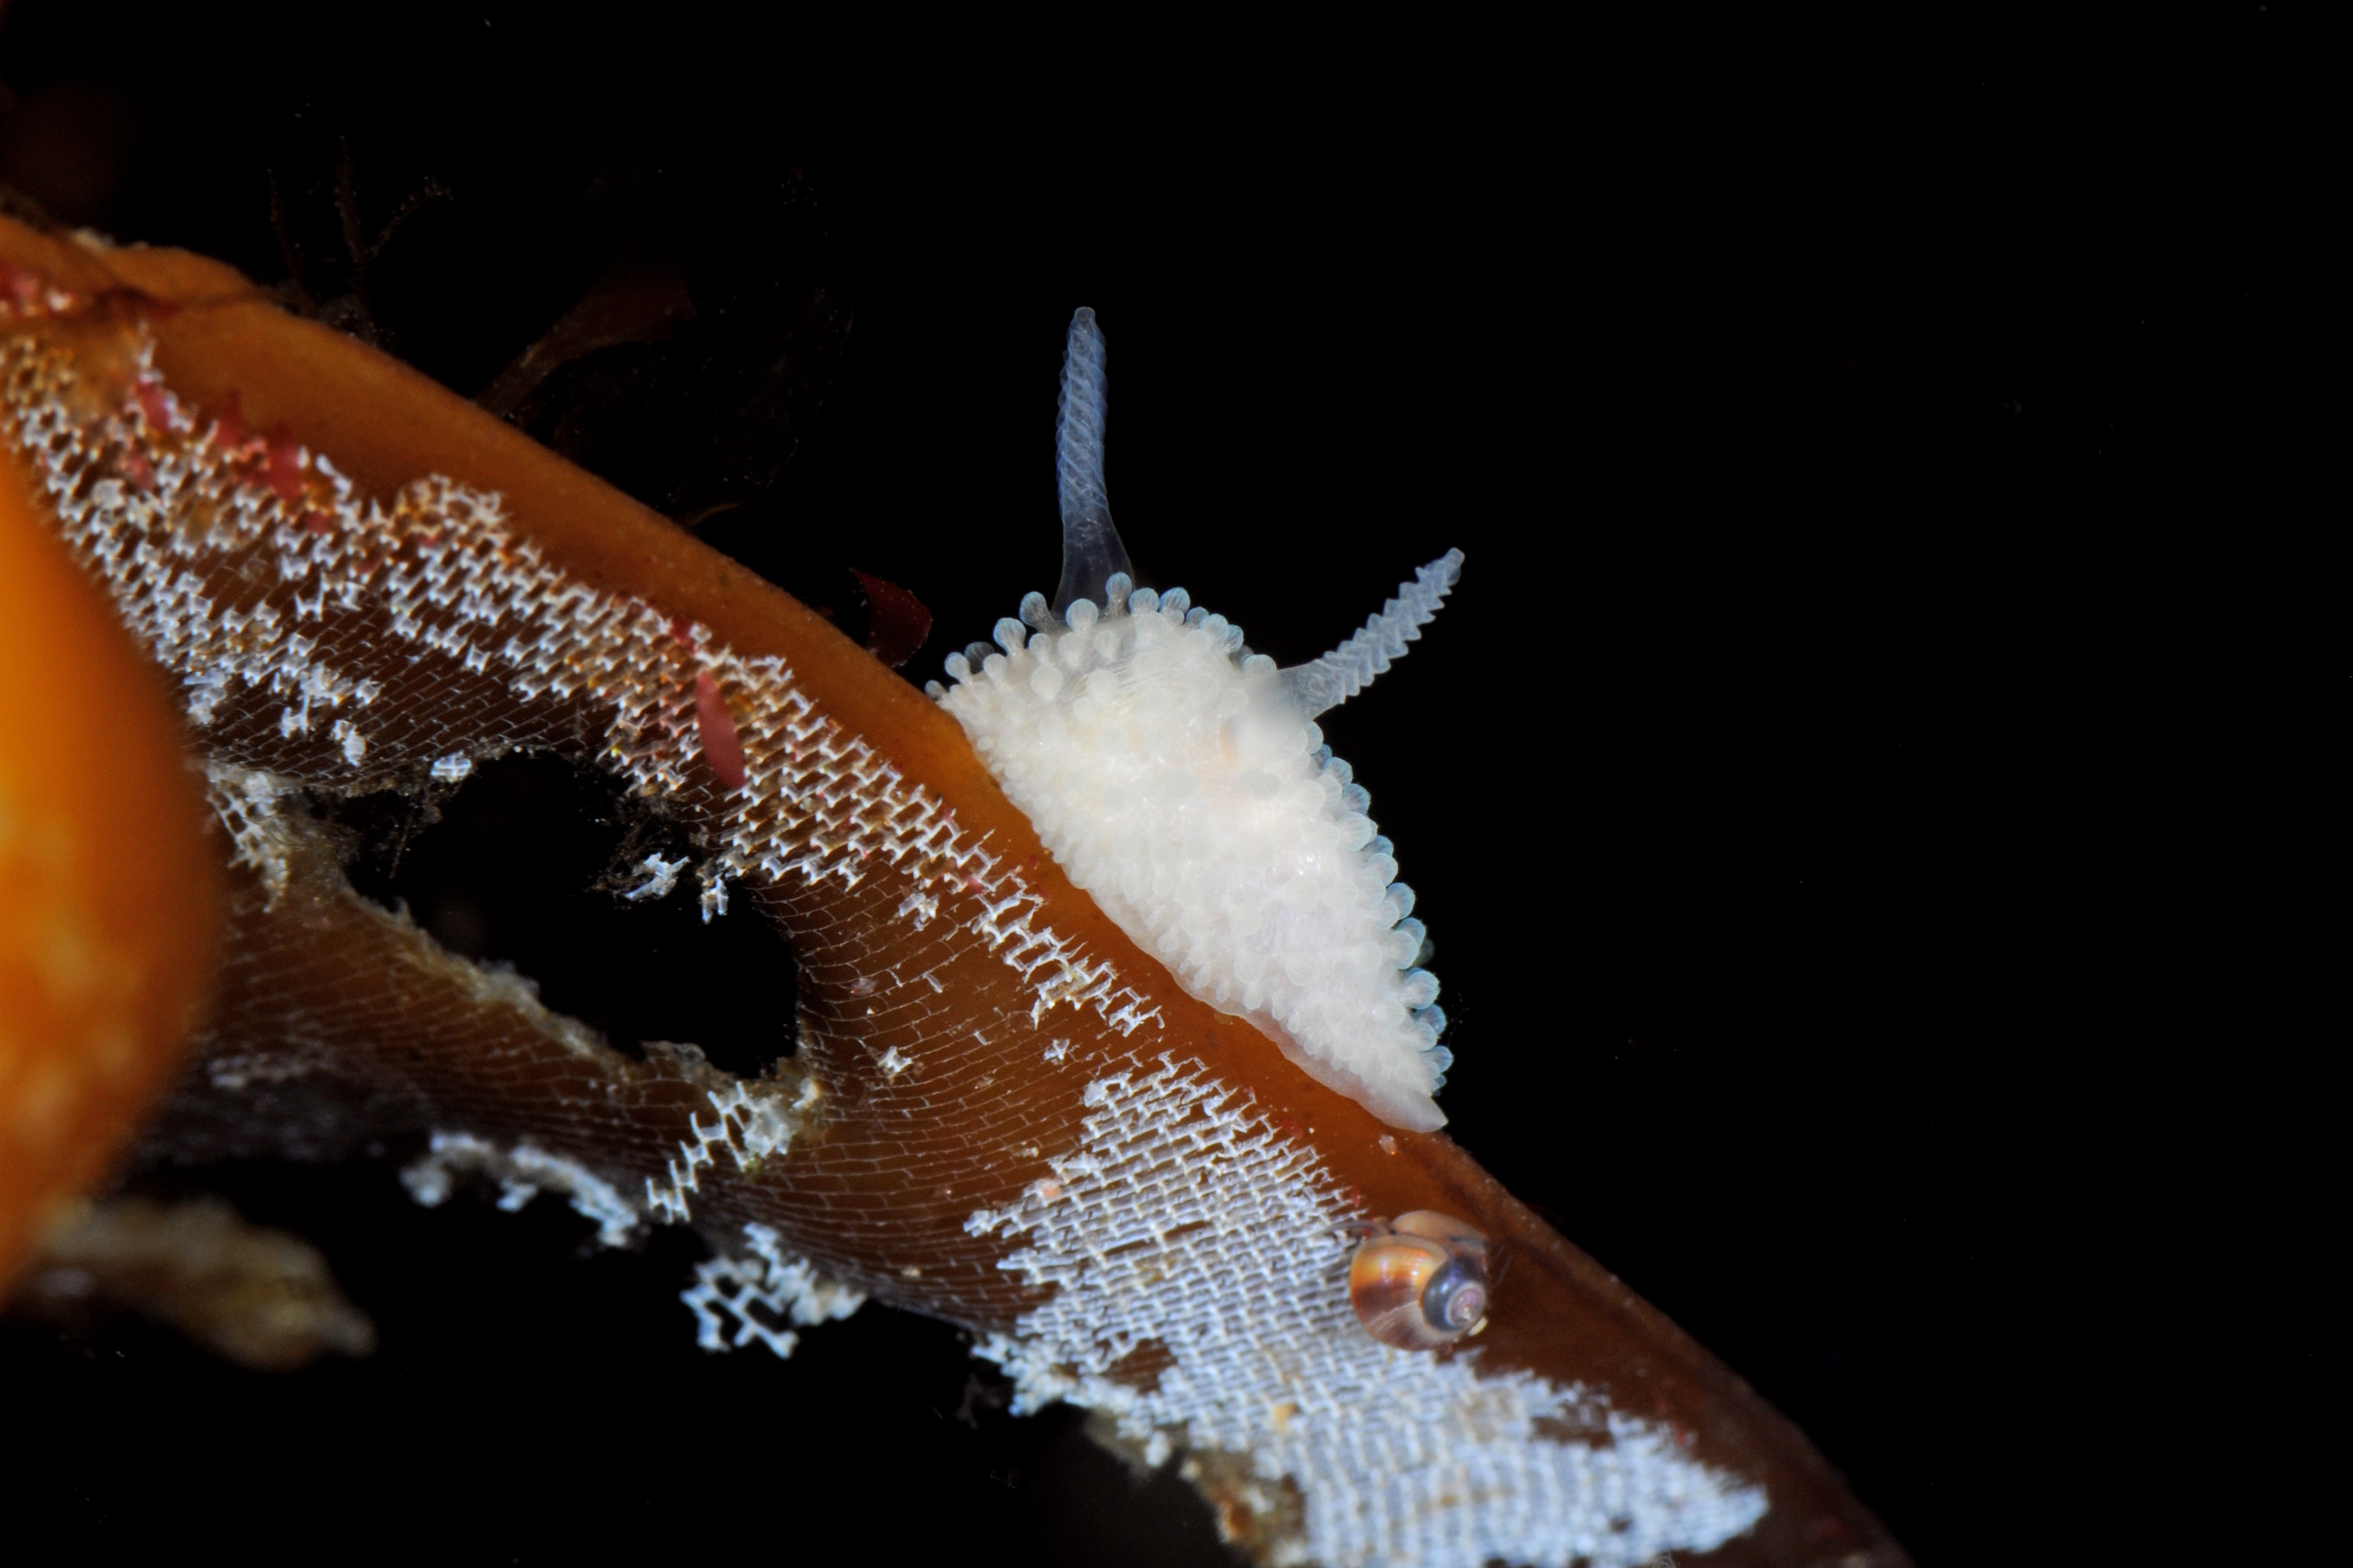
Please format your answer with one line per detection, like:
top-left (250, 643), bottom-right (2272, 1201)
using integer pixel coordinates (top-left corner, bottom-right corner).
top-left (1280, 548), bottom-right (1465, 719)
top-left (1052, 308), bottom-right (1133, 615)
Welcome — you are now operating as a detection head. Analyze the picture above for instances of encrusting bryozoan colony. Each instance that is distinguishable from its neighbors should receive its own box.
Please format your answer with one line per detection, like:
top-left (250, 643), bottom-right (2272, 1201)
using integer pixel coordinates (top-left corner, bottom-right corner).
top-left (934, 309), bottom-right (1461, 1131)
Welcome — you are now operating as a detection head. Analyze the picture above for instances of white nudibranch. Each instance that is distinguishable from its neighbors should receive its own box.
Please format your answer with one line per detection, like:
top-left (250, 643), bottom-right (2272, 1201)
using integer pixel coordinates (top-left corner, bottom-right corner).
top-left (931, 308), bottom-right (1463, 1131)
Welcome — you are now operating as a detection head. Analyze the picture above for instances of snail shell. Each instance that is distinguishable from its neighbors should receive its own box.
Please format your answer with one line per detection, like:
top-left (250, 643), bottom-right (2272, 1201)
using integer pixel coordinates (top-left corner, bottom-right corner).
top-left (1349, 1210), bottom-right (1490, 1350)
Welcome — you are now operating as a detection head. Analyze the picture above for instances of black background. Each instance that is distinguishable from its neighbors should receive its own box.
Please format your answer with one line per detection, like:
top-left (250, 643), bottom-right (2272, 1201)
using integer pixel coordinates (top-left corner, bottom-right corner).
top-left (0, 5), bottom-right (2319, 1564)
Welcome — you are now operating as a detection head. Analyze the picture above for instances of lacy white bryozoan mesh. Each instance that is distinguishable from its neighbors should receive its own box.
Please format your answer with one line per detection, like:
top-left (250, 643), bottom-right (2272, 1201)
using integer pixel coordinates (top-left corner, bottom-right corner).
top-left (4, 319), bottom-right (1763, 1567)
top-left (968, 1059), bottom-right (1765, 1567)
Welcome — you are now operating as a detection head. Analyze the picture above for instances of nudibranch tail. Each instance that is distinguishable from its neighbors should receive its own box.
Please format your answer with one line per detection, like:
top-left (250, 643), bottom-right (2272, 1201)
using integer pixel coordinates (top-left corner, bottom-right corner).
top-left (1281, 547), bottom-right (1466, 720)
top-left (1050, 307), bottom-right (1132, 616)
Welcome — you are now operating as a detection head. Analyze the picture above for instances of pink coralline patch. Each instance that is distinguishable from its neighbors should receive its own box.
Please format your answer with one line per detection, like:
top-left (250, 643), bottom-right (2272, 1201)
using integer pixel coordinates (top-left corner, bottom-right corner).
top-left (264, 430), bottom-right (306, 502)
top-left (205, 392), bottom-right (270, 470)
top-left (208, 391), bottom-right (245, 449)
top-left (0, 261), bottom-right (75, 318)
top-left (132, 379), bottom-right (176, 433)
top-left (693, 668), bottom-right (748, 790)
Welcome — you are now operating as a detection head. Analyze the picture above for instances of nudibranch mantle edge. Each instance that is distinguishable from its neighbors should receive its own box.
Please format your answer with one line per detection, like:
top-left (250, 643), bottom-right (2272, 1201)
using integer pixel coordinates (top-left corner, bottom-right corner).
top-left (935, 308), bottom-right (1463, 1131)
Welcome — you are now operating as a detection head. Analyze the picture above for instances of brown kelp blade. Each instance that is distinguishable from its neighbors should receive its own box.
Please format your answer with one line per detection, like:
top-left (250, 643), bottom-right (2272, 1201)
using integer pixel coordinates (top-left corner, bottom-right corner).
top-left (0, 215), bottom-right (1905, 1568)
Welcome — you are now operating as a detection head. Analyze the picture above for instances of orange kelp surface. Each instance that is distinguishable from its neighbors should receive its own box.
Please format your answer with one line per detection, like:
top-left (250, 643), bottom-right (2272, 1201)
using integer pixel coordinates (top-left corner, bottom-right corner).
top-left (0, 410), bottom-right (217, 1281)
top-left (0, 215), bottom-right (1904, 1568)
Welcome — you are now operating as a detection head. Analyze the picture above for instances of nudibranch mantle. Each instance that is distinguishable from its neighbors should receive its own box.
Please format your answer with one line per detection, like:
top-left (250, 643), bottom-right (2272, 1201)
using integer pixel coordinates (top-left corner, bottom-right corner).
top-left (936, 576), bottom-right (1457, 1131)
top-left (935, 309), bottom-right (1462, 1131)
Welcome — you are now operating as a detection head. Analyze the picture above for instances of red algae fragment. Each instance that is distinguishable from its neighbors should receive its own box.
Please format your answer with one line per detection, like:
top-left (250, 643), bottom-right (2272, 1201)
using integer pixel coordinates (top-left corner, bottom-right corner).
top-left (851, 568), bottom-right (932, 668)
top-left (694, 668), bottom-right (748, 790)
top-left (264, 429), bottom-right (306, 502)
top-left (1, 262), bottom-right (69, 315)
top-left (207, 389), bottom-right (247, 450)
top-left (132, 378), bottom-right (174, 433)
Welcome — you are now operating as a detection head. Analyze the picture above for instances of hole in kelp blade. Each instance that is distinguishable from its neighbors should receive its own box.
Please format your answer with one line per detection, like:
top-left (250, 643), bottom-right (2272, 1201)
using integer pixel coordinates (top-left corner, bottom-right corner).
top-left (326, 752), bottom-right (797, 1078)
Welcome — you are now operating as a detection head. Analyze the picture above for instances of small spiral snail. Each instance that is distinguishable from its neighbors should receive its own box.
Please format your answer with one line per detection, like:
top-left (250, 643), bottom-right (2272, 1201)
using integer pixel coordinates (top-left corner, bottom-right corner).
top-left (1349, 1210), bottom-right (1491, 1350)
